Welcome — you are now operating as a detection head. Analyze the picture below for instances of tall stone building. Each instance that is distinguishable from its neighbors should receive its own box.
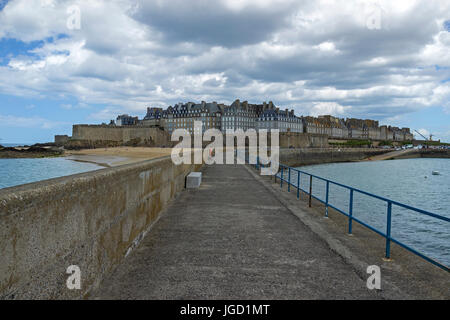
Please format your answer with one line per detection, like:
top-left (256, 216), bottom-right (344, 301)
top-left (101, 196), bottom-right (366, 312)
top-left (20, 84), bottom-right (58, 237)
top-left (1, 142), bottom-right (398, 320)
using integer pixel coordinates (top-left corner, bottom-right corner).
top-left (116, 114), bottom-right (138, 126)
top-left (222, 99), bottom-right (261, 132)
top-left (109, 99), bottom-right (413, 142)
top-left (142, 107), bottom-right (166, 128)
top-left (318, 115), bottom-right (348, 138)
top-left (257, 107), bottom-right (303, 133)
top-left (165, 101), bottom-right (223, 135)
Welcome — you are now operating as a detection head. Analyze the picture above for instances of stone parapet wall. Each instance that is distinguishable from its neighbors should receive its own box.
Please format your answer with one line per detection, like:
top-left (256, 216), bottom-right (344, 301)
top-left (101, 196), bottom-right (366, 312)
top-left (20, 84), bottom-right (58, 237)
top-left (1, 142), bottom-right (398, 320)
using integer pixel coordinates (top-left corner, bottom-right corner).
top-left (0, 157), bottom-right (201, 299)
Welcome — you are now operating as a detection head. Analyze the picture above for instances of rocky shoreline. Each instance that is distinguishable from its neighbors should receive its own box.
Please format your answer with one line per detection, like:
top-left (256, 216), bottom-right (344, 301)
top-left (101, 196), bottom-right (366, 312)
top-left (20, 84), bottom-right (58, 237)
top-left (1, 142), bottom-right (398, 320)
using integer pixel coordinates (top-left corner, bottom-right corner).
top-left (0, 144), bottom-right (64, 159)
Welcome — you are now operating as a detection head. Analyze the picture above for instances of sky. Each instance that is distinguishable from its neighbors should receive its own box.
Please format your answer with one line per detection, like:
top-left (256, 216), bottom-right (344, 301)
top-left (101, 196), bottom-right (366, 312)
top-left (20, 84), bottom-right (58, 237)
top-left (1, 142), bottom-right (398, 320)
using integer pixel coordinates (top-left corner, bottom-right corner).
top-left (0, 0), bottom-right (449, 144)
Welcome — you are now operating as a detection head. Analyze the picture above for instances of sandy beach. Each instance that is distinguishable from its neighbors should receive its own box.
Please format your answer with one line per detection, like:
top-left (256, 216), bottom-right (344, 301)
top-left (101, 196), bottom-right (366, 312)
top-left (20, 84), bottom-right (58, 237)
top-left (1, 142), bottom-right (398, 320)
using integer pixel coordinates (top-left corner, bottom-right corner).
top-left (64, 146), bottom-right (243, 167)
top-left (65, 147), bottom-right (173, 167)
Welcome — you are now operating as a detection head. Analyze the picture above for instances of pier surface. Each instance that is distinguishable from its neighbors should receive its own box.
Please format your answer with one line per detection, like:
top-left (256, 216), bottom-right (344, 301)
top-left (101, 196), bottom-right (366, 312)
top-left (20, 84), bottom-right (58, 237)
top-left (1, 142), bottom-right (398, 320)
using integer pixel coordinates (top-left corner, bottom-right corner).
top-left (92, 164), bottom-right (380, 299)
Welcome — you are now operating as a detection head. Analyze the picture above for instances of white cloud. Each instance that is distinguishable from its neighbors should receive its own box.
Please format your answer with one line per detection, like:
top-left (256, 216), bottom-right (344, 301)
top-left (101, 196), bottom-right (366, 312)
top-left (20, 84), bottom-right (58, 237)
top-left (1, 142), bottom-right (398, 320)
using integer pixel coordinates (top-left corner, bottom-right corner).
top-left (0, 0), bottom-right (449, 125)
top-left (314, 41), bottom-right (338, 53)
top-left (88, 106), bottom-right (123, 122)
top-left (0, 114), bottom-right (69, 129)
top-left (307, 102), bottom-right (351, 117)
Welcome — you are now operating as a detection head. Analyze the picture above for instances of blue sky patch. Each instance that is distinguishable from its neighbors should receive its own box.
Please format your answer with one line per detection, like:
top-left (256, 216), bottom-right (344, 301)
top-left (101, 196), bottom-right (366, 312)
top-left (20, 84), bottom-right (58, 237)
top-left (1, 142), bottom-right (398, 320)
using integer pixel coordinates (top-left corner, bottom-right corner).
top-left (0, 0), bottom-right (9, 11)
top-left (0, 38), bottom-right (43, 65)
top-left (444, 20), bottom-right (450, 32)
top-left (0, 34), bottom-right (70, 66)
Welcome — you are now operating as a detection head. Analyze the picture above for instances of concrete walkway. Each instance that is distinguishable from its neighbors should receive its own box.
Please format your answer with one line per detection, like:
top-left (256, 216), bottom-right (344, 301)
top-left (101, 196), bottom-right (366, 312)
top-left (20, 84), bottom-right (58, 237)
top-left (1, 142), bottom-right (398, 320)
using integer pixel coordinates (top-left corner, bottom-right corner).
top-left (92, 164), bottom-right (379, 299)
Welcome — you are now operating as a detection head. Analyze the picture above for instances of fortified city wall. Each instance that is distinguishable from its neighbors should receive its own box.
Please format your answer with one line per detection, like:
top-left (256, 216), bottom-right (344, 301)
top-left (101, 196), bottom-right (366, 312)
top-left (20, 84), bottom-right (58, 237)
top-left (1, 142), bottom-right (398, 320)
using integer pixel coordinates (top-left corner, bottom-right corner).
top-left (279, 132), bottom-right (328, 148)
top-left (71, 125), bottom-right (172, 147)
top-left (68, 125), bottom-right (328, 149)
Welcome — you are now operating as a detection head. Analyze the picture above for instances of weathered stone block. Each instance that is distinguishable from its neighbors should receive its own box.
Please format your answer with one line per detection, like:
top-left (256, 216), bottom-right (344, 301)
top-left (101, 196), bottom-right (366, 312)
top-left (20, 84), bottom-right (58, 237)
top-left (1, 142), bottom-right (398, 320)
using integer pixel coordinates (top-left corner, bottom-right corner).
top-left (186, 172), bottom-right (202, 188)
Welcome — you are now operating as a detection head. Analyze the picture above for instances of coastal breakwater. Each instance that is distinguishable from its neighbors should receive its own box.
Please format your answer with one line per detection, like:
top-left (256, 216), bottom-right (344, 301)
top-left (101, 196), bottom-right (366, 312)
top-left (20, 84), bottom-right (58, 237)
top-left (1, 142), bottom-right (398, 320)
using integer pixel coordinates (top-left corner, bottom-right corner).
top-left (389, 149), bottom-right (450, 160)
top-left (0, 156), bottom-right (201, 299)
top-left (279, 148), bottom-right (450, 167)
top-left (279, 148), bottom-right (389, 167)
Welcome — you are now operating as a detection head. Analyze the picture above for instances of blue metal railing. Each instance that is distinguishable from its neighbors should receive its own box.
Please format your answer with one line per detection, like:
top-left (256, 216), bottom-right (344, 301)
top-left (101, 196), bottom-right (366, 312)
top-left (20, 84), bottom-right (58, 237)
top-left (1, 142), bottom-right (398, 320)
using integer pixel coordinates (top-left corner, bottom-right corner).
top-left (253, 158), bottom-right (450, 272)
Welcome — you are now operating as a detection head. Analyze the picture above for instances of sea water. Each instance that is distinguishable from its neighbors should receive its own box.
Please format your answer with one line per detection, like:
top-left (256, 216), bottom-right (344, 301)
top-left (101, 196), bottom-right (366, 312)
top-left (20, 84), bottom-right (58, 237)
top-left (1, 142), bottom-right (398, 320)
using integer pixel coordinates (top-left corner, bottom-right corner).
top-left (0, 157), bottom-right (102, 189)
top-left (292, 158), bottom-right (450, 266)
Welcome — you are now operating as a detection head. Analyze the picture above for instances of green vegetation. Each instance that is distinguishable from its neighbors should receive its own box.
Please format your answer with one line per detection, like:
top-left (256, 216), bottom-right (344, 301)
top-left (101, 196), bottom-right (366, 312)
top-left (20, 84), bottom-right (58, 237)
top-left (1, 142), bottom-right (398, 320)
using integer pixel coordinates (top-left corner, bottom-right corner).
top-left (423, 140), bottom-right (450, 146)
top-left (378, 140), bottom-right (393, 146)
top-left (329, 139), bottom-right (372, 147)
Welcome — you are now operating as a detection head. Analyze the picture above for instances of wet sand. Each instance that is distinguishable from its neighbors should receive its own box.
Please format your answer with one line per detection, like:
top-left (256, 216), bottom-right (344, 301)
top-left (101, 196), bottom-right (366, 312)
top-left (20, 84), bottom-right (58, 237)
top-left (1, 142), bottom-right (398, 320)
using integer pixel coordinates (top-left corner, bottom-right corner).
top-left (65, 147), bottom-right (173, 167)
top-left (64, 146), bottom-right (259, 167)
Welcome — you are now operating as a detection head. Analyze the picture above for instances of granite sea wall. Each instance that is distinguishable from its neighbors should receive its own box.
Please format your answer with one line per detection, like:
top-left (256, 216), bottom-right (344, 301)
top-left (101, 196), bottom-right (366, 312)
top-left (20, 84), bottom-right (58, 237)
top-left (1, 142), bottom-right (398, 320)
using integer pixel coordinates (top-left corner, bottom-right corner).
top-left (0, 156), bottom-right (201, 299)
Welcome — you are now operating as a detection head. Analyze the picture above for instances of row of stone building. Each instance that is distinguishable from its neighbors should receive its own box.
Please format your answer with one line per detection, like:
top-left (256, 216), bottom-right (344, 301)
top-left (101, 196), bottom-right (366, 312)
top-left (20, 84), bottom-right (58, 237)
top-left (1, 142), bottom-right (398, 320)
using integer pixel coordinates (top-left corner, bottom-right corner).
top-left (113, 100), bottom-right (413, 141)
top-left (303, 115), bottom-right (413, 141)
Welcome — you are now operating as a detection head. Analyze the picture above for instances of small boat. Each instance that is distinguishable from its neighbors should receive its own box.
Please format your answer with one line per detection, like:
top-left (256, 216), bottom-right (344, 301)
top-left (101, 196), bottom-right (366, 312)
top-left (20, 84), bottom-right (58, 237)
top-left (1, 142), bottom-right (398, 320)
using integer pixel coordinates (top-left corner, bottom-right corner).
top-left (432, 171), bottom-right (440, 176)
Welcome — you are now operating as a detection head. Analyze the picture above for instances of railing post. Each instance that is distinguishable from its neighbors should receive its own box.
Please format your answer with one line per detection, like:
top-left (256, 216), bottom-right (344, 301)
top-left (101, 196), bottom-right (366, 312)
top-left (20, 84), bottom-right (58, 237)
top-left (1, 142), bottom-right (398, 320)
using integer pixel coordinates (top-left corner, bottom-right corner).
top-left (288, 168), bottom-right (291, 192)
top-left (385, 202), bottom-right (392, 260)
top-left (280, 167), bottom-right (283, 188)
top-left (297, 171), bottom-right (300, 199)
top-left (308, 175), bottom-right (312, 207)
top-left (325, 181), bottom-right (329, 217)
top-left (348, 189), bottom-right (353, 235)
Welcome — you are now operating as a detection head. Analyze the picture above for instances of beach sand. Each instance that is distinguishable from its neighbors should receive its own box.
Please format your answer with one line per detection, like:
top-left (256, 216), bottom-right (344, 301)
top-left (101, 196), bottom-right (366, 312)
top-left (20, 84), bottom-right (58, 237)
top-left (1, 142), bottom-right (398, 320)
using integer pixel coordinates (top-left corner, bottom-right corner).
top-left (64, 146), bottom-right (248, 167)
top-left (65, 147), bottom-right (173, 167)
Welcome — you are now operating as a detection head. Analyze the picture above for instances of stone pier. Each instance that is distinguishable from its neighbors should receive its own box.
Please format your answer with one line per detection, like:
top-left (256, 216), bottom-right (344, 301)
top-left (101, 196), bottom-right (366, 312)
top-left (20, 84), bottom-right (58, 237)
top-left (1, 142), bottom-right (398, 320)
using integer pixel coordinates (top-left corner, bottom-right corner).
top-left (92, 164), bottom-right (382, 299)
